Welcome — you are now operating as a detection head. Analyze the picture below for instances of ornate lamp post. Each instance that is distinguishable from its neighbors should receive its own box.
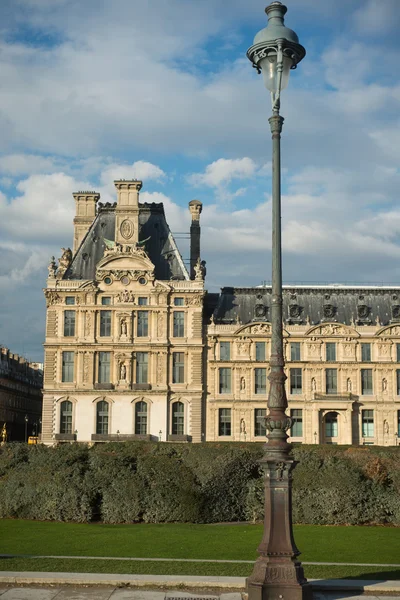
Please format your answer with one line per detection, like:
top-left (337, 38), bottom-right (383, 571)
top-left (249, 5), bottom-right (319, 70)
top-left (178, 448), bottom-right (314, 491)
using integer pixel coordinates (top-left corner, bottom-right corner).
top-left (246, 4), bottom-right (311, 600)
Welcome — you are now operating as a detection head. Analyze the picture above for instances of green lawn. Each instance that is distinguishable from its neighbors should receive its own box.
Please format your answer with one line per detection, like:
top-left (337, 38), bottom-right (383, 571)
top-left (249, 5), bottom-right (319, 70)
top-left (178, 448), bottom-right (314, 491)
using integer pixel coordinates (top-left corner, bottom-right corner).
top-left (0, 520), bottom-right (399, 580)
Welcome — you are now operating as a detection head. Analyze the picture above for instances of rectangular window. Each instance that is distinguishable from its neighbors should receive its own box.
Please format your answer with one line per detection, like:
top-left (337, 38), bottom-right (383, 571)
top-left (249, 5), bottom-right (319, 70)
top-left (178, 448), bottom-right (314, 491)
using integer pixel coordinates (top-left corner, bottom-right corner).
top-left (398, 410), bottom-right (400, 437)
top-left (173, 311), bottom-right (185, 337)
top-left (220, 342), bottom-right (230, 361)
top-left (98, 352), bottom-right (110, 384)
top-left (254, 408), bottom-right (266, 437)
top-left (290, 409), bottom-right (303, 437)
top-left (256, 342), bottom-right (266, 362)
top-left (290, 368), bottom-right (302, 395)
top-left (326, 368), bottom-right (338, 394)
top-left (174, 298), bottom-right (184, 306)
top-left (101, 297), bottom-right (111, 306)
top-left (136, 352), bottom-right (148, 384)
top-left (138, 297), bottom-right (148, 306)
top-left (255, 368), bottom-right (267, 394)
top-left (65, 296), bottom-right (75, 305)
top-left (137, 311), bottom-right (149, 337)
top-left (397, 344), bottom-right (400, 362)
top-left (100, 310), bottom-right (111, 337)
top-left (291, 342), bottom-right (301, 361)
top-left (64, 311), bottom-right (76, 337)
top-left (172, 352), bottom-right (184, 384)
top-left (361, 369), bottom-right (373, 395)
top-left (219, 367), bottom-right (231, 394)
top-left (361, 343), bottom-right (371, 362)
top-left (362, 409), bottom-right (374, 437)
top-left (218, 408), bottom-right (231, 436)
top-left (397, 370), bottom-right (400, 395)
top-left (61, 351), bottom-right (74, 383)
top-left (326, 343), bottom-right (336, 362)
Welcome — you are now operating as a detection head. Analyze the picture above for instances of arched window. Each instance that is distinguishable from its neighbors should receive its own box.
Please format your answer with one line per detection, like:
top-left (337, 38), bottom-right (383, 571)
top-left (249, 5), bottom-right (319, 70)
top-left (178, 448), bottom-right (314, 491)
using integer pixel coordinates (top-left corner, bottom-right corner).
top-left (60, 400), bottom-right (73, 434)
top-left (135, 401), bottom-right (148, 435)
top-left (172, 401), bottom-right (184, 435)
top-left (325, 411), bottom-right (338, 438)
top-left (96, 400), bottom-right (109, 435)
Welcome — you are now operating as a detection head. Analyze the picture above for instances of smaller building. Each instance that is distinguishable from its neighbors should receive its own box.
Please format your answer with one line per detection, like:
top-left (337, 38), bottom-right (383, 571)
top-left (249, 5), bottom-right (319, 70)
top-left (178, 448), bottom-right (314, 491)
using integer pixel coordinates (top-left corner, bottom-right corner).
top-left (0, 347), bottom-right (43, 441)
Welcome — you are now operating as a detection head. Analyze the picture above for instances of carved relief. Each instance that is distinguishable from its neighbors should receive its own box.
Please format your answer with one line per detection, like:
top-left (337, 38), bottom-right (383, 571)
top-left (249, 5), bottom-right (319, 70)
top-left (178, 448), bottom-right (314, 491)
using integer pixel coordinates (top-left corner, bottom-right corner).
top-left (116, 289), bottom-right (135, 303)
top-left (185, 295), bottom-right (202, 307)
top-left (83, 353), bottom-right (90, 383)
top-left (255, 304), bottom-right (267, 319)
top-left (157, 313), bottom-right (165, 338)
top-left (120, 219), bottom-right (134, 240)
top-left (309, 323), bottom-right (356, 336)
top-left (84, 312), bottom-right (92, 337)
top-left (236, 337), bottom-right (251, 357)
top-left (44, 290), bottom-right (61, 307)
top-left (323, 304), bottom-right (336, 319)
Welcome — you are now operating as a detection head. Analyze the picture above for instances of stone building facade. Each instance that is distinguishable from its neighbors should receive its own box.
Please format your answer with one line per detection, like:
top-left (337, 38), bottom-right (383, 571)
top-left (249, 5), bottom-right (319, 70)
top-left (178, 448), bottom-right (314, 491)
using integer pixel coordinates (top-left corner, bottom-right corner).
top-left (206, 286), bottom-right (400, 446)
top-left (0, 347), bottom-right (43, 441)
top-left (42, 181), bottom-right (204, 445)
top-left (43, 181), bottom-right (400, 446)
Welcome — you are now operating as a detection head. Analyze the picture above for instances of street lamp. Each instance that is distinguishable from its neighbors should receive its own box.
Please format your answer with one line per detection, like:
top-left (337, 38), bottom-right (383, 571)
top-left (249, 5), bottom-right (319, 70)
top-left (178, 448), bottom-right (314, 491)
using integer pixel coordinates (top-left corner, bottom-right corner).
top-left (246, 4), bottom-right (310, 600)
top-left (24, 415), bottom-right (28, 443)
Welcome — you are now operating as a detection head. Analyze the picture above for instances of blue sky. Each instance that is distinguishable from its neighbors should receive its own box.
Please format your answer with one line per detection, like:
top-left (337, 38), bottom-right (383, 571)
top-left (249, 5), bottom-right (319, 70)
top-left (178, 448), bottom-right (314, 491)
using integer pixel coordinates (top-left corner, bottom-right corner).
top-left (0, 0), bottom-right (400, 360)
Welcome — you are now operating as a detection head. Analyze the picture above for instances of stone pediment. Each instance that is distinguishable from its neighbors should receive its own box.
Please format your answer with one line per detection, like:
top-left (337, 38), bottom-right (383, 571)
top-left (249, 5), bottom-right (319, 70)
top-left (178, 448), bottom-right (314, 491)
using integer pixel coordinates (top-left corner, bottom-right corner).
top-left (234, 322), bottom-right (290, 337)
top-left (306, 323), bottom-right (359, 337)
top-left (376, 325), bottom-right (400, 337)
top-left (96, 243), bottom-right (155, 282)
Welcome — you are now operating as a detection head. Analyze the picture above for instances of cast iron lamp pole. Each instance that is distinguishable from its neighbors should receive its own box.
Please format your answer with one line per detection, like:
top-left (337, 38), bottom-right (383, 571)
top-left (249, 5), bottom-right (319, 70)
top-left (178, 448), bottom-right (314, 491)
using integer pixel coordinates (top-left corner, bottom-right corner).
top-left (246, 4), bottom-right (310, 600)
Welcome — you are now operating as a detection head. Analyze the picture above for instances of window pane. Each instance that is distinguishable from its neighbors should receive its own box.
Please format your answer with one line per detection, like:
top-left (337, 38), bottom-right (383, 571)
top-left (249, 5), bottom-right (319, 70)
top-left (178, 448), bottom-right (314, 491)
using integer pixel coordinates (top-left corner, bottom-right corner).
top-left (60, 400), bottom-right (73, 434)
top-left (101, 297), bottom-right (111, 305)
top-left (398, 410), bottom-right (400, 436)
top-left (326, 368), bottom-right (337, 394)
top-left (98, 352), bottom-right (110, 383)
top-left (326, 343), bottom-right (336, 362)
top-left (397, 370), bottom-right (400, 396)
top-left (397, 344), bottom-right (400, 363)
top-left (172, 352), bottom-right (184, 384)
top-left (256, 342), bottom-right (266, 362)
top-left (137, 311), bottom-right (149, 337)
top-left (100, 311), bottom-right (111, 336)
top-left (362, 409), bottom-right (374, 437)
top-left (361, 343), bottom-right (371, 362)
top-left (220, 342), bottom-right (230, 361)
top-left (290, 368), bottom-right (302, 395)
top-left (255, 368), bottom-right (267, 394)
top-left (174, 298), bottom-right (184, 306)
top-left (135, 401), bottom-right (147, 435)
top-left (361, 369), bottom-right (373, 395)
top-left (173, 312), bottom-right (185, 337)
top-left (64, 311), bottom-right (75, 337)
top-left (254, 408), bottom-right (266, 437)
top-left (62, 351), bottom-right (74, 382)
top-left (218, 408), bottom-right (231, 436)
top-left (325, 412), bottom-right (338, 437)
top-left (172, 401), bottom-right (184, 435)
top-left (138, 297), bottom-right (148, 305)
top-left (219, 368), bottom-right (231, 394)
top-left (65, 297), bottom-right (75, 305)
top-left (291, 342), bottom-right (301, 361)
top-left (290, 408), bottom-right (303, 437)
top-left (96, 400), bottom-right (109, 435)
top-left (136, 352), bottom-right (148, 384)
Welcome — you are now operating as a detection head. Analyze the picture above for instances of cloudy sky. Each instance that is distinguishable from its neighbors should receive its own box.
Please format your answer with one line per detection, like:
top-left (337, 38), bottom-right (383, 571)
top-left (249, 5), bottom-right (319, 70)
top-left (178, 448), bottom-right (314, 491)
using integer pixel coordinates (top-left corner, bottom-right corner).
top-left (0, 0), bottom-right (400, 360)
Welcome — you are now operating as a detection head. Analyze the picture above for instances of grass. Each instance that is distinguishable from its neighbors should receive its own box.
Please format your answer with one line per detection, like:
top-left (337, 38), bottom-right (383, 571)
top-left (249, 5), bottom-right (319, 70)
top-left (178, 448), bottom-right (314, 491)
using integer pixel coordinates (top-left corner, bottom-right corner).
top-left (0, 520), bottom-right (399, 580)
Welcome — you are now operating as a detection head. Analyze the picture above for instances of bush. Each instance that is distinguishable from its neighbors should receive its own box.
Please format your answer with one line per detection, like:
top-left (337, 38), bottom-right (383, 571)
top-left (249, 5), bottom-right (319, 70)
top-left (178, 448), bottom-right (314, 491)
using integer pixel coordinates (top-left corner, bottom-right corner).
top-left (0, 442), bottom-right (399, 525)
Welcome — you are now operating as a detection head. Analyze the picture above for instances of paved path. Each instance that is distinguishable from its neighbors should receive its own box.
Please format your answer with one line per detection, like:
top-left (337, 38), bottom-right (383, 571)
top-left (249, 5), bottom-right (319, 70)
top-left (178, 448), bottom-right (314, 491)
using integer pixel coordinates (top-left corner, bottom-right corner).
top-left (0, 589), bottom-right (399, 600)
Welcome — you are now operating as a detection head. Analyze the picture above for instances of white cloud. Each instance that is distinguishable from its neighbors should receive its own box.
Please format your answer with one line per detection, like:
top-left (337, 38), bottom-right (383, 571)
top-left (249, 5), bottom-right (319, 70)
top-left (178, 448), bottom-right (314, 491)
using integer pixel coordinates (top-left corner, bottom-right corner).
top-left (0, 153), bottom-right (60, 176)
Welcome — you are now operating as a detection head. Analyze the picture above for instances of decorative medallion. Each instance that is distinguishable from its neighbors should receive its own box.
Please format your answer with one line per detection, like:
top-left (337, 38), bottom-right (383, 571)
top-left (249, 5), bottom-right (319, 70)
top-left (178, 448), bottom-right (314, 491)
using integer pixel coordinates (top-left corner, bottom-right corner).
top-left (323, 304), bottom-right (336, 319)
top-left (255, 304), bottom-right (267, 319)
top-left (289, 304), bottom-right (302, 319)
top-left (358, 304), bottom-right (370, 320)
top-left (120, 219), bottom-right (134, 240)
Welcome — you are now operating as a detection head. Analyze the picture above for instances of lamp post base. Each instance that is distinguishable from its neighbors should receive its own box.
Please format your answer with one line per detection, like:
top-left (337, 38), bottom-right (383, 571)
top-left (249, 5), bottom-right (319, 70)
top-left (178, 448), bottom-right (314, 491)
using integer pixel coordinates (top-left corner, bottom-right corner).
top-left (247, 558), bottom-right (312, 600)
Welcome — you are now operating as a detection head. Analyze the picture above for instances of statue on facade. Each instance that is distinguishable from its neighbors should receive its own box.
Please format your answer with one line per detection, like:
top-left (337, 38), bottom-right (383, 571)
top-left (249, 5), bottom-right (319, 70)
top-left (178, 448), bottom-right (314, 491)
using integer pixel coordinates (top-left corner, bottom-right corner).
top-left (240, 376), bottom-right (246, 391)
top-left (120, 362), bottom-right (127, 381)
top-left (311, 377), bottom-right (316, 392)
top-left (120, 318), bottom-right (128, 336)
top-left (194, 257), bottom-right (205, 281)
top-left (382, 378), bottom-right (388, 393)
top-left (48, 256), bottom-right (57, 278)
top-left (1, 423), bottom-right (7, 445)
top-left (384, 420), bottom-right (389, 435)
top-left (57, 247), bottom-right (72, 278)
top-left (347, 378), bottom-right (352, 392)
top-left (240, 418), bottom-right (246, 434)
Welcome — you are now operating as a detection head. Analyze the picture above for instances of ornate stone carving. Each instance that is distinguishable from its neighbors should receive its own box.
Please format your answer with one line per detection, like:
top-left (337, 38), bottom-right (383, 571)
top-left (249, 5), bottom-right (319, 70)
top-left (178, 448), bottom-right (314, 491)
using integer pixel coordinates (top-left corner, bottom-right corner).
top-left (48, 257), bottom-right (57, 278)
top-left (120, 219), bottom-right (134, 240)
top-left (83, 353), bottom-right (90, 383)
top-left (323, 304), bottom-right (336, 319)
top-left (289, 304), bottom-right (302, 319)
top-left (157, 312), bottom-right (165, 338)
top-left (56, 247), bottom-right (72, 278)
top-left (44, 290), bottom-right (60, 307)
top-left (255, 304), bottom-right (268, 319)
top-left (84, 312), bottom-right (92, 337)
top-left (185, 295), bottom-right (202, 307)
top-left (236, 337), bottom-right (251, 356)
top-left (194, 257), bottom-right (206, 281)
top-left (116, 289), bottom-right (135, 303)
top-left (357, 304), bottom-right (370, 320)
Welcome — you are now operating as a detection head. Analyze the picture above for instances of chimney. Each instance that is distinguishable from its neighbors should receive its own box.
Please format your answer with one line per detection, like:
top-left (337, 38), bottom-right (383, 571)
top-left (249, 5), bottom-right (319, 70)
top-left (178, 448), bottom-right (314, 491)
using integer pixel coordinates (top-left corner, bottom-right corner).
top-left (114, 180), bottom-right (143, 245)
top-left (73, 191), bottom-right (100, 253)
top-left (189, 200), bottom-right (203, 280)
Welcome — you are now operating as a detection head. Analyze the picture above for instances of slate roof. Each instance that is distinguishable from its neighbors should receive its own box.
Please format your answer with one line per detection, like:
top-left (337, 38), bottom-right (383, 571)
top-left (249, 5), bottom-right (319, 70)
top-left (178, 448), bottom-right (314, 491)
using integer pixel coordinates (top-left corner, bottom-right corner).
top-left (64, 202), bottom-right (189, 281)
top-left (211, 285), bottom-right (400, 327)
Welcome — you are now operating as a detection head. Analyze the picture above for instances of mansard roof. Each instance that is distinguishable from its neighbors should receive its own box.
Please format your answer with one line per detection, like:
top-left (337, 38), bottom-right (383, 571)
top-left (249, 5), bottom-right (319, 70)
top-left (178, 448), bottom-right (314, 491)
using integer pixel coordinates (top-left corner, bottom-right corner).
top-left (64, 202), bottom-right (189, 281)
top-left (212, 285), bottom-right (400, 327)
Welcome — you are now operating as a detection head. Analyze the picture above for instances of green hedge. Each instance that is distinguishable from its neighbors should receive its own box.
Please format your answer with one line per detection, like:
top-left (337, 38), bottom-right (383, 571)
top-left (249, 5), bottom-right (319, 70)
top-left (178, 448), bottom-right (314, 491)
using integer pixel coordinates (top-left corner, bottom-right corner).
top-left (0, 442), bottom-right (399, 525)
